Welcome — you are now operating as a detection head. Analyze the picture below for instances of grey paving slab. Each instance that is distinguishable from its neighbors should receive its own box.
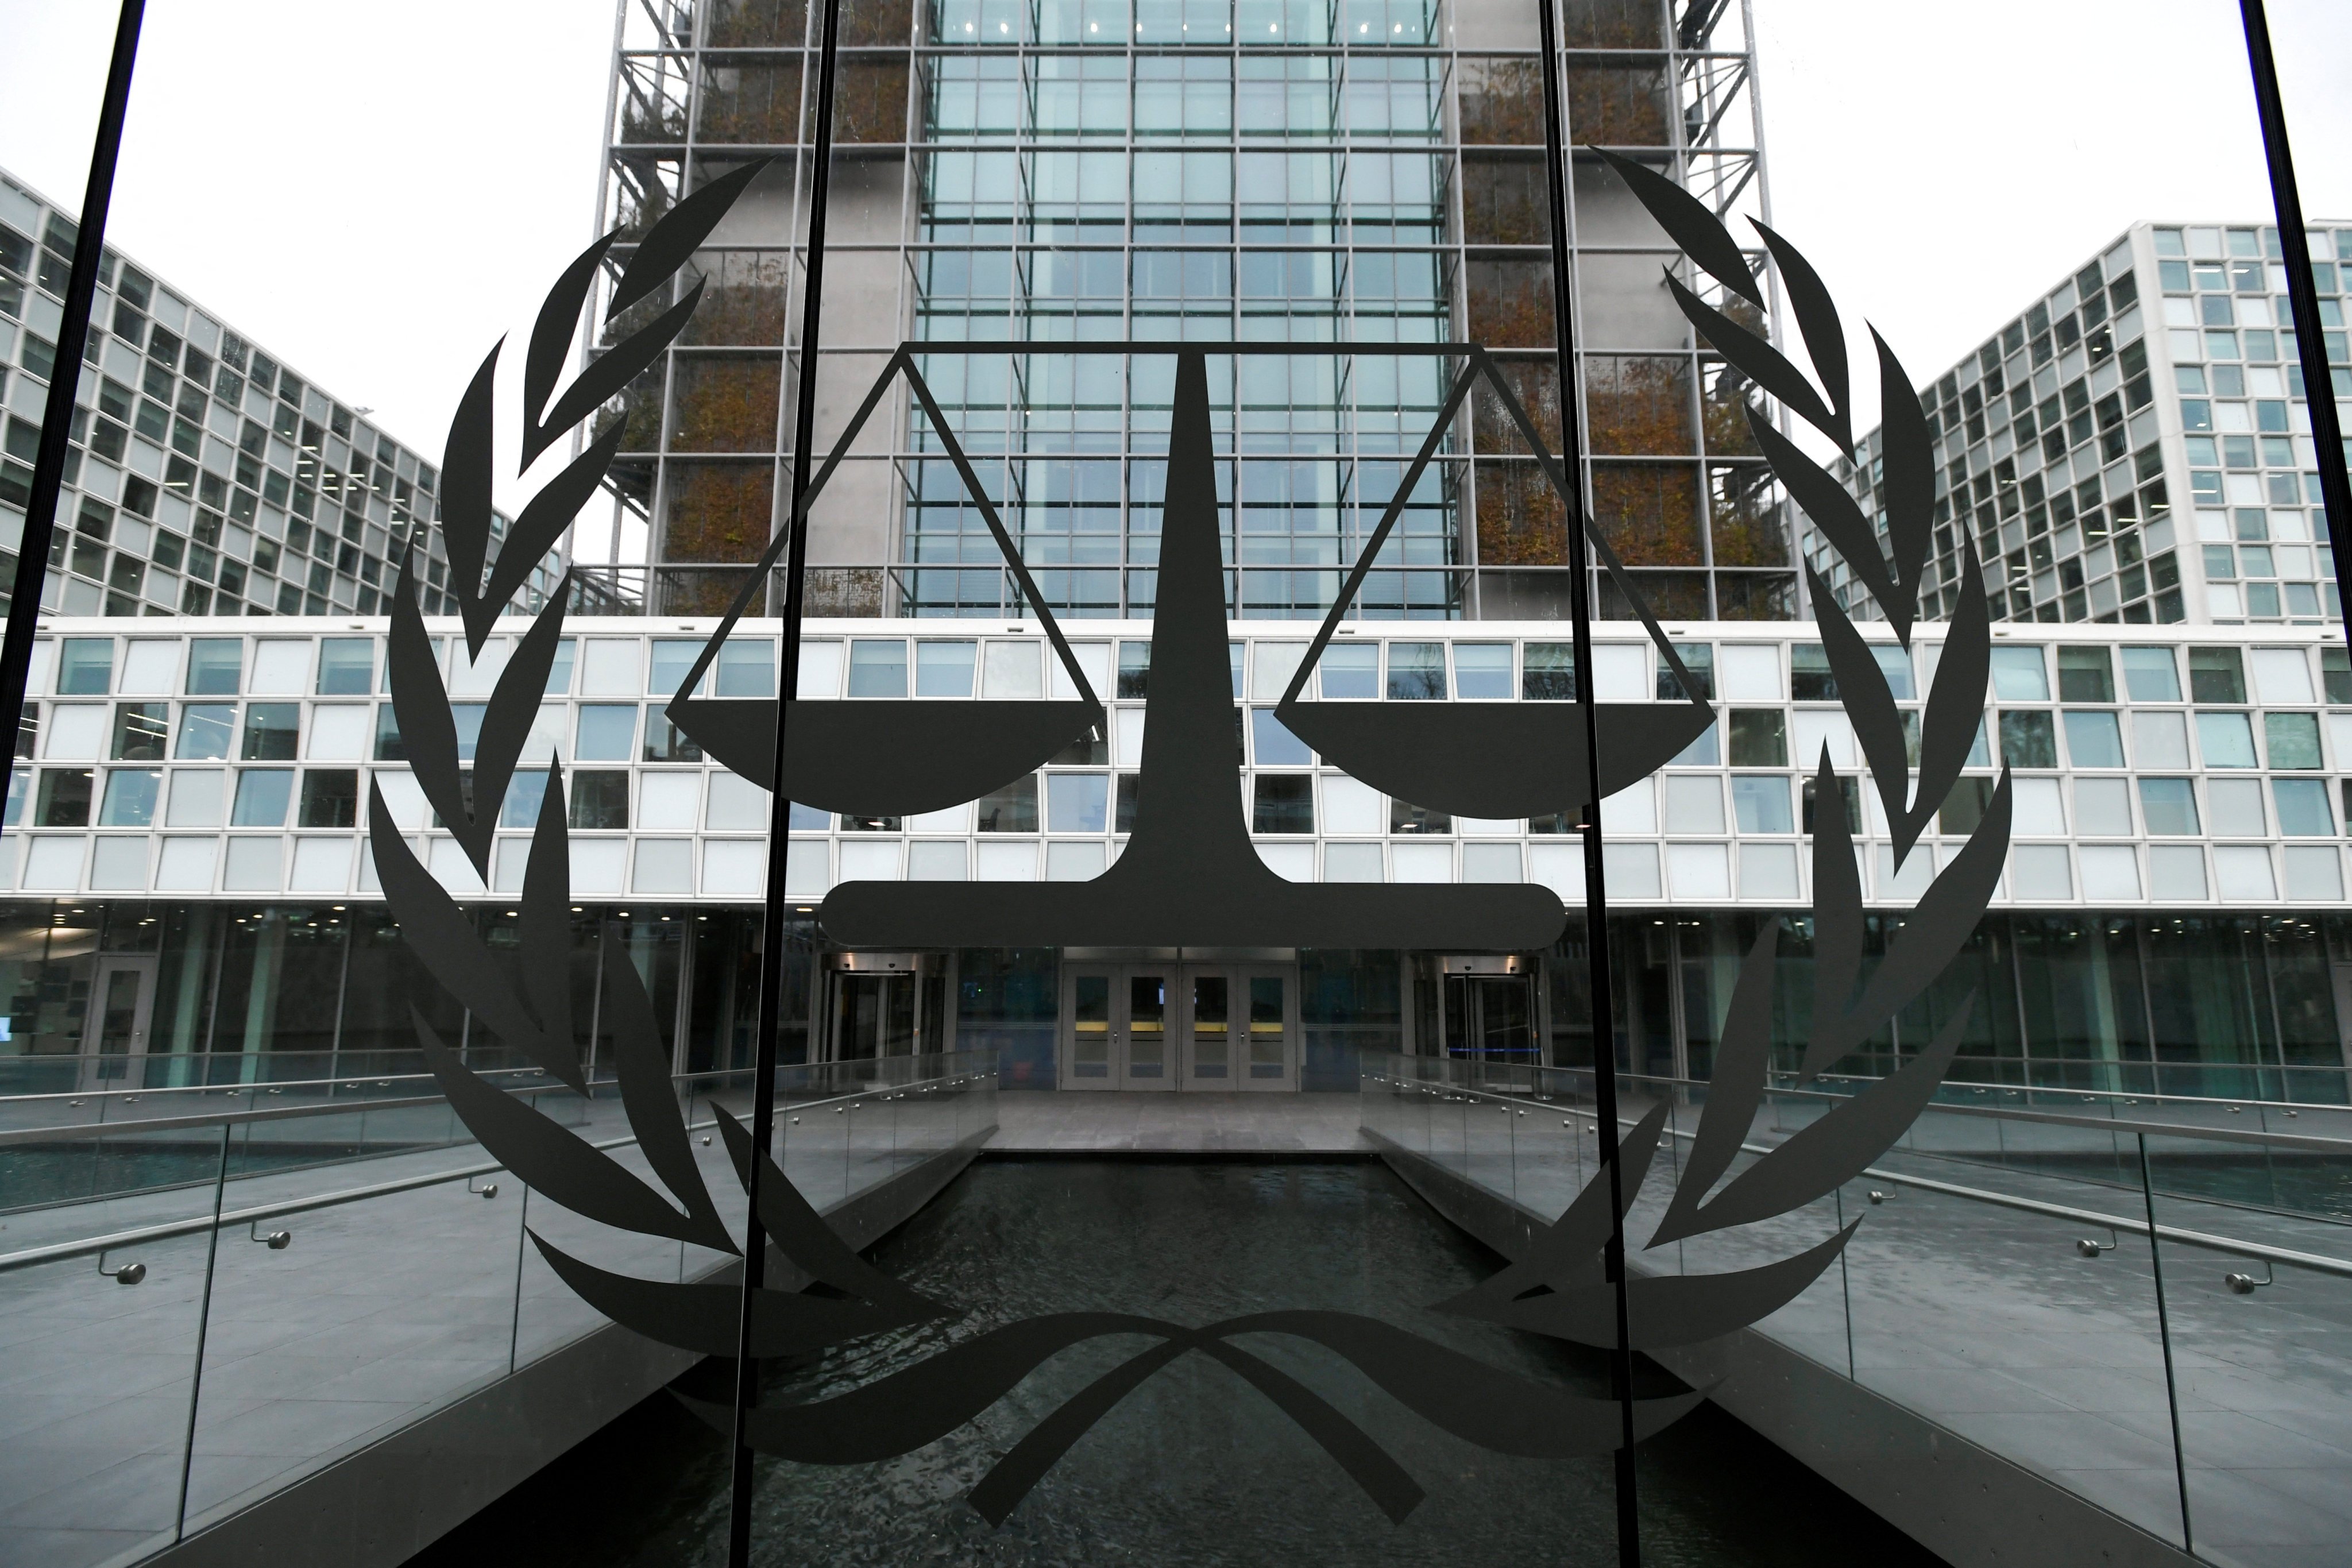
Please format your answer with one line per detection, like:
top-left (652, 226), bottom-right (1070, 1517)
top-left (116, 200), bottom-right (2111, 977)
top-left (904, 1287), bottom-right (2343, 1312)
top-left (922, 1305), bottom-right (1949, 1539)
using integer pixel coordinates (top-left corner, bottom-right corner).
top-left (987, 1091), bottom-right (1370, 1154)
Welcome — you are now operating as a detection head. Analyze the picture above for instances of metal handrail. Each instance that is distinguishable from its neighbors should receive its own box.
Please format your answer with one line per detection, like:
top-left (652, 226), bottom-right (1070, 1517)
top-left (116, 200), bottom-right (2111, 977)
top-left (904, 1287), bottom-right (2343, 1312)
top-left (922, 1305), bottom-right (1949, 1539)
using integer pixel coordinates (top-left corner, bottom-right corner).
top-left (0, 1066), bottom-right (999, 1274)
top-left (1376, 1056), bottom-right (2352, 1155)
top-left (0, 1049), bottom-right (996, 1144)
top-left (1362, 1068), bottom-right (2352, 1281)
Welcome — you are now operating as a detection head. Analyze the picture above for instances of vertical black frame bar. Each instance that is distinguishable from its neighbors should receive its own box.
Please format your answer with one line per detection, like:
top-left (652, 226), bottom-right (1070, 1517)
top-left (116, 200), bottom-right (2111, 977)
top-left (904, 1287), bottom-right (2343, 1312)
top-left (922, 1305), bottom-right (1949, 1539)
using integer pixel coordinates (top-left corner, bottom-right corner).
top-left (1532, 0), bottom-right (1641, 1561)
top-left (2238, 0), bottom-right (2352, 652)
top-left (729, 0), bottom-right (847, 1559)
top-left (0, 0), bottom-right (147, 759)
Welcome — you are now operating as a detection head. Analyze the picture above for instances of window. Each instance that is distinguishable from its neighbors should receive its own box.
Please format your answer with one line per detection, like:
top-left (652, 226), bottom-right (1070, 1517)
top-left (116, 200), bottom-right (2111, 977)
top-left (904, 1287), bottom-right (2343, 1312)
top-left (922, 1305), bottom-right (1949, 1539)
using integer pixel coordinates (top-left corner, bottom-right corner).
top-left (2061, 710), bottom-right (2124, 767)
top-left (570, 771), bottom-right (629, 830)
top-left (1117, 642), bottom-right (1151, 699)
top-left (716, 639), bottom-right (776, 697)
top-left (57, 638), bottom-right (111, 694)
top-left (111, 702), bottom-right (168, 760)
top-left (231, 768), bottom-right (293, 826)
top-left (1726, 709), bottom-right (1787, 766)
top-left (185, 637), bottom-right (241, 694)
top-left (1391, 798), bottom-right (1450, 833)
top-left (1521, 643), bottom-right (1575, 700)
top-left (1454, 643), bottom-right (1512, 698)
top-left (576, 705), bottom-right (638, 761)
top-left (1998, 711), bottom-right (2057, 768)
top-left (1387, 643), bottom-right (1445, 700)
top-left (1800, 775), bottom-right (1860, 834)
top-left (501, 772), bottom-right (549, 829)
top-left (299, 768), bottom-right (359, 827)
top-left (1047, 773), bottom-right (1108, 832)
top-left (1729, 775), bottom-right (1793, 832)
top-left (37, 768), bottom-right (93, 826)
top-left (1988, 645), bottom-right (2049, 700)
top-left (240, 702), bottom-right (299, 760)
top-left (1868, 645), bottom-right (1914, 700)
top-left (2138, 778), bottom-right (2200, 835)
top-left (2274, 778), bottom-right (2335, 836)
top-left (372, 704), bottom-right (408, 762)
top-left (642, 712), bottom-right (706, 763)
top-left (2056, 646), bottom-right (2113, 701)
top-left (647, 639), bottom-right (702, 701)
top-left (2265, 711), bottom-right (2323, 768)
top-left (1938, 777), bottom-right (1996, 836)
top-left (98, 768), bottom-right (160, 827)
top-left (2121, 646), bottom-right (2180, 701)
top-left (543, 638), bottom-right (576, 695)
top-left (1250, 709), bottom-right (1311, 764)
top-left (915, 640), bottom-right (977, 697)
top-left (315, 637), bottom-right (374, 694)
top-left (1320, 643), bottom-right (1377, 698)
top-left (847, 639), bottom-right (909, 697)
top-left (1660, 643), bottom-right (1713, 700)
top-left (2195, 710), bottom-right (2258, 767)
top-left (976, 775), bottom-right (1038, 832)
top-left (1253, 775), bottom-right (1314, 833)
top-left (176, 703), bottom-right (236, 759)
top-left (2202, 778), bottom-right (2265, 840)
top-left (2323, 646), bottom-right (2352, 704)
top-left (2188, 647), bottom-right (2246, 702)
top-left (985, 642), bottom-right (1044, 698)
top-left (1790, 643), bottom-right (1836, 700)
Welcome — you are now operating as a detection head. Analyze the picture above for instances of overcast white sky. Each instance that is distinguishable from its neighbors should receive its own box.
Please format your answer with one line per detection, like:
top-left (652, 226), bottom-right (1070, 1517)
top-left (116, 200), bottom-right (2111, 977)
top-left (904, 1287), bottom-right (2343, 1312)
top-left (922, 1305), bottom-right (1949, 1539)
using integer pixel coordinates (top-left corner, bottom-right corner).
top-left (0, 0), bottom-right (2347, 460)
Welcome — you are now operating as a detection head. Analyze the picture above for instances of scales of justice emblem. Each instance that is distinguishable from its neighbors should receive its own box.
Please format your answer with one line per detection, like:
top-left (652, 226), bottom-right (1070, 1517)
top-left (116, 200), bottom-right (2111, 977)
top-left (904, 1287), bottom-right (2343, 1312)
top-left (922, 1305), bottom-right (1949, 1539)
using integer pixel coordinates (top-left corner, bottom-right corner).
top-left (369, 153), bottom-right (2011, 1523)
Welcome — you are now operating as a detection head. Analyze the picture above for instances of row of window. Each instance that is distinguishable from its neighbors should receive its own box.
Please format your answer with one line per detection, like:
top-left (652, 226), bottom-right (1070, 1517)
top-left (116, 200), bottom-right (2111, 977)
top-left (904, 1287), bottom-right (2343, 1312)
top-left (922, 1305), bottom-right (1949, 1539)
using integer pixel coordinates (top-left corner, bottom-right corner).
top-left (8, 764), bottom-right (766, 835)
top-left (30, 634), bottom-right (778, 702)
top-left (771, 837), bottom-right (2348, 906)
top-left (12, 829), bottom-right (2338, 905)
top-left (32, 630), bottom-right (2352, 716)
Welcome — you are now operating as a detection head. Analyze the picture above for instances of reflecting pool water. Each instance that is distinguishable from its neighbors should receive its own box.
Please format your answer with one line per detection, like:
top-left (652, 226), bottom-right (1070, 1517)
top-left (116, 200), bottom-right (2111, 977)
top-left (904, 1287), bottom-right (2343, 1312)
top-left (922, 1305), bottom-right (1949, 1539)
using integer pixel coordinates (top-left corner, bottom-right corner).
top-left (416, 1160), bottom-right (1941, 1567)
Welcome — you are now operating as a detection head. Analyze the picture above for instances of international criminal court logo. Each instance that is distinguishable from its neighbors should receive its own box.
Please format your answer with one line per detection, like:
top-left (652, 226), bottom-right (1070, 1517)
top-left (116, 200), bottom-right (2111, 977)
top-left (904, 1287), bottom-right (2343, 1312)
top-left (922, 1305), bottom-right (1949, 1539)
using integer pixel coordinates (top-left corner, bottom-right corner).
top-left (370, 155), bottom-right (2009, 1521)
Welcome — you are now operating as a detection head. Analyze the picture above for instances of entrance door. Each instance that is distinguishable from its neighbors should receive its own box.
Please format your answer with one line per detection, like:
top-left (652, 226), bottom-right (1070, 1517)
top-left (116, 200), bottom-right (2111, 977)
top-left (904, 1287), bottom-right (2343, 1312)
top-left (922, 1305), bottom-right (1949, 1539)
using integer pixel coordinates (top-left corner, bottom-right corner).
top-left (1060, 965), bottom-right (1176, 1091)
top-left (84, 956), bottom-right (156, 1086)
top-left (1442, 974), bottom-right (1538, 1065)
top-left (1178, 964), bottom-right (1296, 1090)
top-left (827, 972), bottom-right (916, 1063)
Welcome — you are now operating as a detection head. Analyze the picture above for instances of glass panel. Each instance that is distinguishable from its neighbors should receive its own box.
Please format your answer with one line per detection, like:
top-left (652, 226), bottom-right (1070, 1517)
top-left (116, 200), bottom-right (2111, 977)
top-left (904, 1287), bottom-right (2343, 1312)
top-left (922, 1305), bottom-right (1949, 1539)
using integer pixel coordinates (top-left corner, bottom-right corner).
top-left (1248, 974), bottom-right (1285, 1077)
top-left (1192, 973), bottom-right (1229, 1078)
top-left (1127, 973), bottom-right (1167, 1077)
top-left (1072, 974), bottom-right (1110, 1077)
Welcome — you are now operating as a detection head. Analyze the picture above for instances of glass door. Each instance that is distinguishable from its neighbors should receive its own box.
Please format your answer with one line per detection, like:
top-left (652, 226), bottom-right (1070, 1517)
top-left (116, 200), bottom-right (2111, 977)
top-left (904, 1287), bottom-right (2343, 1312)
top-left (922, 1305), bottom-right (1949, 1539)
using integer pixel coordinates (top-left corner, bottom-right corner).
top-left (83, 956), bottom-right (156, 1086)
top-left (1120, 970), bottom-right (1174, 1090)
top-left (1184, 970), bottom-right (1232, 1085)
top-left (1238, 966), bottom-right (1296, 1091)
top-left (829, 972), bottom-right (916, 1063)
top-left (1442, 975), bottom-right (1538, 1066)
top-left (1064, 968), bottom-right (1116, 1089)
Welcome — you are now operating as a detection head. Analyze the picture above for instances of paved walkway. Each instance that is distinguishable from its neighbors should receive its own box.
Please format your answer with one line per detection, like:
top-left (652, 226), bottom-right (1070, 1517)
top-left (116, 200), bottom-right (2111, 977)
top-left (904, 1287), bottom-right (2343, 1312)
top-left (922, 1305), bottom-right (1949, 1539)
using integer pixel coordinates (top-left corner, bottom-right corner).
top-left (987, 1091), bottom-right (1369, 1154)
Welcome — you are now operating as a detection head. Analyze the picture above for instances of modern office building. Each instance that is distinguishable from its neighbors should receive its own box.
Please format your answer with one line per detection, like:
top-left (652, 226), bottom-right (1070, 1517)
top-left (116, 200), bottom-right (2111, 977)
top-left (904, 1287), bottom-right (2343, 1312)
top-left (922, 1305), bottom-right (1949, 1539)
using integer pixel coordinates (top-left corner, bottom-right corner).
top-left (1812, 220), bottom-right (2352, 631)
top-left (3, 6), bottom-right (2350, 1102)
top-left (586, 0), bottom-right (1793, 623)
top-left (0, 169), bottom-right (573, 624)
top-left (5, 617), bottom-right (2347, 1102)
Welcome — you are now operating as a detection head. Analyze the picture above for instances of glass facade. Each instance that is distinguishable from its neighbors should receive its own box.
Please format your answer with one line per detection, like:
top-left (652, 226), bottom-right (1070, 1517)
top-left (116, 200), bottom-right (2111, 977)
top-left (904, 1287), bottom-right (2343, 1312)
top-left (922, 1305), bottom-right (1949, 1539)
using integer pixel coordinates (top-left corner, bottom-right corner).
top-left (5, 620), bottom-right (2347, 1095)
top-left (588, 0), bottom-right (1792, 621)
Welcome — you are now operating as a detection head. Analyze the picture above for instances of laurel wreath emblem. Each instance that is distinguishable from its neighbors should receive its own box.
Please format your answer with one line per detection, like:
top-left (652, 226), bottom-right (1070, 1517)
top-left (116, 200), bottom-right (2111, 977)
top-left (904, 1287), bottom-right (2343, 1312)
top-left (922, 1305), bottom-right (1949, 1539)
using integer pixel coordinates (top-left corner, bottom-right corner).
top-left (370, 154), bottom-right (2010, 1524)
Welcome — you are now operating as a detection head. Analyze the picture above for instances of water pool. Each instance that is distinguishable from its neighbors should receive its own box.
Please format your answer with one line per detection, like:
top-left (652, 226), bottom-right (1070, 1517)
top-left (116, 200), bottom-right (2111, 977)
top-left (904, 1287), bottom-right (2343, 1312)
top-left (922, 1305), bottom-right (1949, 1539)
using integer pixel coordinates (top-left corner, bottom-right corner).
top-left (416, 1160), bottom-right (1941, 1567)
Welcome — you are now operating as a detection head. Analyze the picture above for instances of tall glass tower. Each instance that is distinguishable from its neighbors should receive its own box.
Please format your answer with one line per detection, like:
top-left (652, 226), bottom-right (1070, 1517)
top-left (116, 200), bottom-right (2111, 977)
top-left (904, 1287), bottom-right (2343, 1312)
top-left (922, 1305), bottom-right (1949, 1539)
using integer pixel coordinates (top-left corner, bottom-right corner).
top-left (587, 0), bottom-right (1788, 624)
